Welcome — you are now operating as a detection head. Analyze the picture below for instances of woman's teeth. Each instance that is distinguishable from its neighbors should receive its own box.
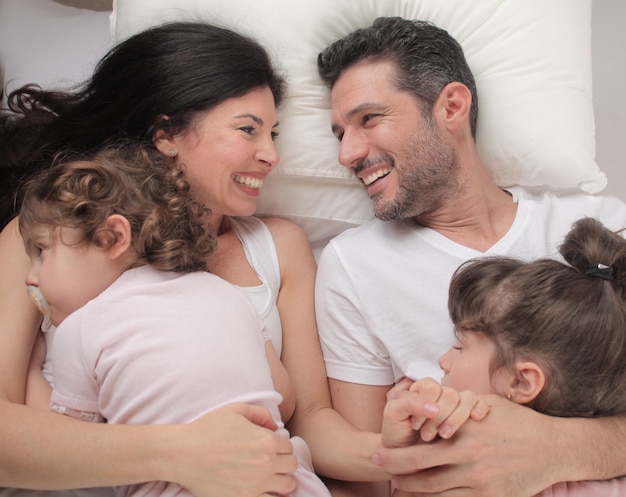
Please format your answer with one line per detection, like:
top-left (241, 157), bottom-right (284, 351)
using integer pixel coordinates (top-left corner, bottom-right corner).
top-left (233, 174), bottom-right (263, 188)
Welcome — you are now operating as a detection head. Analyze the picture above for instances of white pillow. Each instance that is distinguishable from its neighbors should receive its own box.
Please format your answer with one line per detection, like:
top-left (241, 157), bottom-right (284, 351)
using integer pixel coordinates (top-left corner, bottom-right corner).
top-left (112, 0), bottom-right (604, 244)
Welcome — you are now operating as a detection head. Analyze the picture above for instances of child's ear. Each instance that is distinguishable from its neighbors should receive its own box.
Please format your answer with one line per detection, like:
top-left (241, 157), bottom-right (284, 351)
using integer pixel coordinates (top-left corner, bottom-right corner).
top-left (102, 214), bottom-right (133, 260)
top-left (507, 361), bottom-right (546, 405)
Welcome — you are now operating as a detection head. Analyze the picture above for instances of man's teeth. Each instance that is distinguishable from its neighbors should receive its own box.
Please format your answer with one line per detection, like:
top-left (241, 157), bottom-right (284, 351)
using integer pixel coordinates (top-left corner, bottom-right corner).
top-left (233, 175), bottom-right (263, 188)
top-left (362, 167), bottom-right (392, 186)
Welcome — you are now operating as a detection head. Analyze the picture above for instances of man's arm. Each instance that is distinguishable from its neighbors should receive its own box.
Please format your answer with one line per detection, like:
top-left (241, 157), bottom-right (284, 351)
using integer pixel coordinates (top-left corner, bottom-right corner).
top-left (374, 395), bottom-right (626, 497)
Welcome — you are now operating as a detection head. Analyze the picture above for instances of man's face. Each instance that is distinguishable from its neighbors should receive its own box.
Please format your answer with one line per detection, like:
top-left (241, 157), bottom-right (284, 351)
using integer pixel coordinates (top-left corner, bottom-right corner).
top-left (330, 60), bottom-right (459, 220)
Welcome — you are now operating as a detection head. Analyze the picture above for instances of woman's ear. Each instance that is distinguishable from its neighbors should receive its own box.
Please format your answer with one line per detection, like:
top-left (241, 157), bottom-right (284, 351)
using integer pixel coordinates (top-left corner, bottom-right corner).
top-left (152, 116), bottom-right (178, 158)
top-left (433, 81), bottom-right (472, 133)
top-left (101, 214), bottom-right (133, 260)
top-left (507, 361), bottom-right (546, 405)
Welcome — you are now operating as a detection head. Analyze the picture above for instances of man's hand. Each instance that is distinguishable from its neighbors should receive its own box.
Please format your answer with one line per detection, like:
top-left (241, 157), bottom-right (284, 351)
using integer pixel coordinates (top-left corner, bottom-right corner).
top-left (375, 396), bottom-right (567, 497)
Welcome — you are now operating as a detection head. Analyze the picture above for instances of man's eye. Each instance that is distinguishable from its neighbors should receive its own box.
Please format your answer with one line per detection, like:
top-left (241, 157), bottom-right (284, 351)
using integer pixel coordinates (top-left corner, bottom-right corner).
top-left (362, 114), bottom-right (379, 124)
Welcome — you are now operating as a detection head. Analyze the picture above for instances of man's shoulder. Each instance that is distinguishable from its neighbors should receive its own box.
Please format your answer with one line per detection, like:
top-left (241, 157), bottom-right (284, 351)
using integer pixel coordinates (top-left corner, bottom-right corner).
top-left (511, 185), bottom-right (626, 210)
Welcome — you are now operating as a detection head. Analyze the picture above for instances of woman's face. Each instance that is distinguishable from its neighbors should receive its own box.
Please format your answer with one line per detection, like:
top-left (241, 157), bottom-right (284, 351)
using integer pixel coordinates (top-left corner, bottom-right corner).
top-left (166, 86), bottom-right (280, 223)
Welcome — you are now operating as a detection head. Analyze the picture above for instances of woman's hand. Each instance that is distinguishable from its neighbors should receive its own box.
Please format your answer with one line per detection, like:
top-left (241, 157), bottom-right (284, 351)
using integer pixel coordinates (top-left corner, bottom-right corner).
top-left (167, 403), bottom-right (298, 497)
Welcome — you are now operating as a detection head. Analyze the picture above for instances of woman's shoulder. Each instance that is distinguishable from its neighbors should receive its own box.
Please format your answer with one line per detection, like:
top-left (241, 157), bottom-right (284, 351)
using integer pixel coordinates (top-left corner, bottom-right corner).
top-left (256, 216), bottom-right (311, 251)
top-left (0, 216), bottom-right (25, 255)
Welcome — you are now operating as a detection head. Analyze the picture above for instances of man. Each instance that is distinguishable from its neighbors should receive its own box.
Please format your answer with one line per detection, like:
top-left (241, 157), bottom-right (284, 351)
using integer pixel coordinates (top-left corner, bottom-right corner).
top-left (315, 17), bottom-right (626, 497)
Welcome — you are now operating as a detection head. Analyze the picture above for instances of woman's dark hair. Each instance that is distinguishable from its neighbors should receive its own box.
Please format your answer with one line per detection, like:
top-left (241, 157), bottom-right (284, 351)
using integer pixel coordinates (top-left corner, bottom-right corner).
top-left (448, 217), bottom-right (626, 418)
top-left (1, 21), bottom-right (286, 230)
top-left (318, 17), bottom-right (478, 138)
top-left (19, 141), bottom-right (216, 272)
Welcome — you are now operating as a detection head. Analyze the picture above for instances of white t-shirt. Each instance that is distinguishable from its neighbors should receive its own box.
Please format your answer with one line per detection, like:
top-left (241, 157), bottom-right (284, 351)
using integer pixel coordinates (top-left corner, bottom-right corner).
top-left (315, 187), bottom-right (626, 385)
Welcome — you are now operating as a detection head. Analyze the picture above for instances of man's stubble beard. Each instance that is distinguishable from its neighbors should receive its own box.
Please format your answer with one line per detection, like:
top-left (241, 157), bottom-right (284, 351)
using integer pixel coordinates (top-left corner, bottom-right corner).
top-left (373, 119), bottom-right (460, 221)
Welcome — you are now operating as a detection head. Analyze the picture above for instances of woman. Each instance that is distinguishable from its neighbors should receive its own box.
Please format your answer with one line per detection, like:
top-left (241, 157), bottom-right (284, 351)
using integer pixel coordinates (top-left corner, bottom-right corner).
top-left (0, 21), bottom-right (387, 495)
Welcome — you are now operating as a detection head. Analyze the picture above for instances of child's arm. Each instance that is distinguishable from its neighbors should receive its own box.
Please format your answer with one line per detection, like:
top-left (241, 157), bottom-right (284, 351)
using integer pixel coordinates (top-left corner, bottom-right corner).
top-left (24, 331), bottom-right (52, 410)
top-left (382, 377), bottom-right (488, 450)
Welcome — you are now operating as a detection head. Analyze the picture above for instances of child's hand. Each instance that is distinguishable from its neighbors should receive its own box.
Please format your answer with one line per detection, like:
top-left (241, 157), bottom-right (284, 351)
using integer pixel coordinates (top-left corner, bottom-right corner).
top-left (381, 378), bottom-right (489, 448)
top-left (409, 378), bottom-right (488, 442)
top-left (382, 378), bottom-right (438, 448)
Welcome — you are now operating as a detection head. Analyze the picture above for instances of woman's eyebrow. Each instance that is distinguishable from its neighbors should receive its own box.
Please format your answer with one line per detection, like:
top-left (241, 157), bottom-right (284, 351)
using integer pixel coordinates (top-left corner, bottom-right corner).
top-left (234, 113), bottom-right (280, 128)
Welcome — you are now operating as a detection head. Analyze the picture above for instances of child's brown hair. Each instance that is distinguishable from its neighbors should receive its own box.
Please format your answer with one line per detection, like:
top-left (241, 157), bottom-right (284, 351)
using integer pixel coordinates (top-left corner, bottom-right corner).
top-left (448, 217), bottom-right (626, 417)
top-left (19, 142), bottom-right (216, 273)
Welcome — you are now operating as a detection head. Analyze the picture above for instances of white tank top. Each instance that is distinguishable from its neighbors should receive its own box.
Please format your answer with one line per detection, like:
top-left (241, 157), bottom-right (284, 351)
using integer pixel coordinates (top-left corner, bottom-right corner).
top-left (229, 216), bottom-right (283, 354)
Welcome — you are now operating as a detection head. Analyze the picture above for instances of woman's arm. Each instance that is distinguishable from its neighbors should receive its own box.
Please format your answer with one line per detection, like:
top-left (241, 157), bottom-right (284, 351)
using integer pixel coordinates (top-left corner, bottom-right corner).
top-left (25, 331), bottom-right (52, 409)
top-left (0, 218), bottom-right (42, 405)
top-left (0, 399), bottom-right (297, 496)
top-left (0, 218), bottom-right (297, 496)
top-left (266, 217), bottom-right (389, 481)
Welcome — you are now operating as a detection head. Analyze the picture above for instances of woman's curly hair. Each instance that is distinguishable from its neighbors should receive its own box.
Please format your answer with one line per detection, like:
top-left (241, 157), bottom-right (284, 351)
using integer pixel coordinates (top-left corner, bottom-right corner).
top-left (18, 141), bottom-right (216, 272)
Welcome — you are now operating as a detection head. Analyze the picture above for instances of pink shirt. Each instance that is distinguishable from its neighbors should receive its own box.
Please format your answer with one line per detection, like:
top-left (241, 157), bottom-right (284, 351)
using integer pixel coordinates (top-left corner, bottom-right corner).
top-left (49, 265), bottom-right (329, 497)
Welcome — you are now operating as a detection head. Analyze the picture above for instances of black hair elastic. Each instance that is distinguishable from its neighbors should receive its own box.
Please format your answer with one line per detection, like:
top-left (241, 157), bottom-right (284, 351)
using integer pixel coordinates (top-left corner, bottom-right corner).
top-left (585, 263), bottom-right (614, 281)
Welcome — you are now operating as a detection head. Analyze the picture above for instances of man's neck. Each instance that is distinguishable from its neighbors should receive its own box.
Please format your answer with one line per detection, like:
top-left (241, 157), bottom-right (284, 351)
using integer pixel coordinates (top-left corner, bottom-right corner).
top-left (414, 185), bottom-right (517, 253)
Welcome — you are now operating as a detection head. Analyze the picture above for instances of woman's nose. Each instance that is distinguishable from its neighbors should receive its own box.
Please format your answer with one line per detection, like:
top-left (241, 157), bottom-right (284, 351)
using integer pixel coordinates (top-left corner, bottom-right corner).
top-left (257, 136), bottom-right (280, 170)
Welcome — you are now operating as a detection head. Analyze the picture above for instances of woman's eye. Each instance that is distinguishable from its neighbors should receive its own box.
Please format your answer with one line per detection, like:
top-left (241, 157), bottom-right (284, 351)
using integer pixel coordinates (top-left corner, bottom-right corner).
top-left (239, 126), bottom-right (255, 135)
top-left (271, 131), bottom-right (279, 141)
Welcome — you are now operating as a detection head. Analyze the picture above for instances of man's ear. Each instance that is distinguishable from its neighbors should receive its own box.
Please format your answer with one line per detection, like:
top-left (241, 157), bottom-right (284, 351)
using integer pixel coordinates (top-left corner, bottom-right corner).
top-left (508, 361), bottom-right (546, 405)
top-left (433, 81), bottom-right (472, 133)
top-left (101, 214), bottom-right (133, 260)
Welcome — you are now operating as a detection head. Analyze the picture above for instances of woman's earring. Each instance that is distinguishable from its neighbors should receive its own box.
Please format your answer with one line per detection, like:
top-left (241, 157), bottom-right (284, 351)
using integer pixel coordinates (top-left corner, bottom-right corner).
top-left (168, 149), bottom-right (177, 157)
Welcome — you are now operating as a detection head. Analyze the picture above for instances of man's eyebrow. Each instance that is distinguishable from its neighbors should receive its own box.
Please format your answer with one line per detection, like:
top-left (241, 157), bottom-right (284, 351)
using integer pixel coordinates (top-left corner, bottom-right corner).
top-left (234, 114), bottom-right (280, 128)
top-left (345, 102), bottom-right (385, 120)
